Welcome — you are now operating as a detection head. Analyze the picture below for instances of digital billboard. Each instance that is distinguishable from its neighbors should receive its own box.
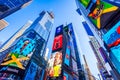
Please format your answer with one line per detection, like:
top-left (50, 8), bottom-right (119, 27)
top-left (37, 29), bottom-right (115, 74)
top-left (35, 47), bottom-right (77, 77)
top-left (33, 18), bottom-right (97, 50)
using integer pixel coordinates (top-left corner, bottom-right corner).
top-left (103, 20), bottom-right (120, 73)
top-left (0, 38), bottom-right (36, 76)
top-left (52, 35), bottom-right (63, 51)
top-left (63, 72), bottom-right (69, 80)
top-left (88, 0), bottom-right (119, 29)
top-left (24, 61), bottom-right (43, 80)
top-left (48, 51), bottom-right (62, 77)
top-left (79, 0), bottom-right (91, 8)
top-left (64, 42), bottom-right (70, 66)
top-left (55, 25), bottom-right (63, 36)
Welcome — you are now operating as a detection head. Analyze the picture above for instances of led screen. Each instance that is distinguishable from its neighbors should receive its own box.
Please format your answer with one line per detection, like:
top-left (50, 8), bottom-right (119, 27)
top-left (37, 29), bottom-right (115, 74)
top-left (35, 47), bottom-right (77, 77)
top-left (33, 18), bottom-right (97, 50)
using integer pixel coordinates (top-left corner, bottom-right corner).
top-left (79, 0), bottom-right (91, 8)
top-left (103, 20), bottom-right (120, 73)
top-left (48, 51), bottom-right (62, 77)
top-left (24, 62), bottom-right (43, 80)
top-left (0, 37), bottom-right (36, 75)
top-left (55, 25), bottom-right (63, 36)
top-left (52, 35), bottom-right (63, 51)
top-left (64, 42), bottom-right (70, 66)
top-left (88, 1), bottom-right (119, 29)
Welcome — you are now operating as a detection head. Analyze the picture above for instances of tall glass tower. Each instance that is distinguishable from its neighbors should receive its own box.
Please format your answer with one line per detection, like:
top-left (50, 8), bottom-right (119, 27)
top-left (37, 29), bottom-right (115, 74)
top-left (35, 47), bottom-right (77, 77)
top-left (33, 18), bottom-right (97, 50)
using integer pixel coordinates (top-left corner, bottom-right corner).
top-left (0, 0), bottom-right (32, 19)
top-left (0, 11), bottom-right (54, 80)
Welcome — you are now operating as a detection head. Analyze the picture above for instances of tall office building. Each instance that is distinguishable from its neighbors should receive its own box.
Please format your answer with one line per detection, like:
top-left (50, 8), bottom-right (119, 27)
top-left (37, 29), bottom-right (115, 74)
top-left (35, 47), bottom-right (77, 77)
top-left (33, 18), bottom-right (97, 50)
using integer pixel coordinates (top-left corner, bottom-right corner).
top-left (76, 0), bottom-right (120, 79)
top-left (0, 11), bottom-right (54, 80)
top-left (47, 23), bottom-right (84, 80)
top-left (0, 19), bottom-right (8, 30)
top-left (0, 0), bottom-right (32, 19)
top-left (0, 20), bottom-right (32, 52)
top-left (82, 21), bottom-right (112, 80)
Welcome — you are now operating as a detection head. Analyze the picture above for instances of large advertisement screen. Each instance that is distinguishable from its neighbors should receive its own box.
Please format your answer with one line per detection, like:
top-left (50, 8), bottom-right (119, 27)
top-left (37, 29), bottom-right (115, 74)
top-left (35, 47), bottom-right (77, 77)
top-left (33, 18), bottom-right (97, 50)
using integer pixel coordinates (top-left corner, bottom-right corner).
top-left (0, 38), bottom-right (36, 76)
top-left (55, 25), bottom-right (63, 36)
top-left (103, 20), bottom-right (120, 73)
top-left (88, 0), bottom-right (119, 29)
top-left (64, 42), bottom-right (70, 66)
top-left (48, 51), bottom-right (62, 77)
top-left (52, 35), bottom-right (63, 51)
top-left (24, 62), bottom-right (43, 80)
top-left (79, 0), bottom-right (91, 8)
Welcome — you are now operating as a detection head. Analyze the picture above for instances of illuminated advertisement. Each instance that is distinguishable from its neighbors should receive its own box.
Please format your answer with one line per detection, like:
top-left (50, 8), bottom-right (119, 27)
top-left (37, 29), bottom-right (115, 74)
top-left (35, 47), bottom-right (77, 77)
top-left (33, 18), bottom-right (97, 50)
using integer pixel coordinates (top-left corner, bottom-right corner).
top-left (24, 62), bottom-right (43, 80)
top-left (79, 0), bottom-right (91, 8)
top-left (63, 72), bottom-right (68, 80)
top-left (52, 35), bottom-right (63, 51)
top-left (55, 25), bottom-right (63, 36)
top-left (103, 21), bottom-right (120, 73)
top-left (0, 38), bottom-right (36, 76)
top-left (88, 0), bottom-right (119, 29)
top-left (64, 42), bottom-right (70, 66)
top-left (48, 51), bottom-right (62, 77)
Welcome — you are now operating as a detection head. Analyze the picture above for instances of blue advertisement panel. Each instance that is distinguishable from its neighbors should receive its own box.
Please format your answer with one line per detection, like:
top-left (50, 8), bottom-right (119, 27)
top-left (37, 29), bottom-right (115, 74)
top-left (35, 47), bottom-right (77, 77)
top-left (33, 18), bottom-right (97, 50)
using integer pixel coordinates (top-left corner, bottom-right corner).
top-left (103, 20), bottom-right (120, 73)
top-left (24, 61), bottom-right (43, 80)
top-left (64, 42), bottom-right (70, 66)
top-left (55, 25), bottom-right (63, 36)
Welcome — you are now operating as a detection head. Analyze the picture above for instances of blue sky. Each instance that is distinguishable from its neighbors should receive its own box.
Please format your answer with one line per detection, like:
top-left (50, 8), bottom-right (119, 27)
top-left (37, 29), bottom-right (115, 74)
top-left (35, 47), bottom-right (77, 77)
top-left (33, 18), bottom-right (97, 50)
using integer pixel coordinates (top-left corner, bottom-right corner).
top-left (0, 0), bottom-right (100, 79)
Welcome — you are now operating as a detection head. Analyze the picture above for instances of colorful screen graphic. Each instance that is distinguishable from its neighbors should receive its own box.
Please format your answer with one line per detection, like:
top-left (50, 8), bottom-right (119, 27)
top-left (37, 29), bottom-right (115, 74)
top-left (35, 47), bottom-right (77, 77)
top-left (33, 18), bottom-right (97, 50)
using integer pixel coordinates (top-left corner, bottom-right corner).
top-left (52, 35), bottom-right (63, 51)
top-left (64, 42), bottom-right (70, 66)
top-left (88, 1), bottom-right (119, 29)
top-left (55, 25), bottom-right (63, 36)
top-left (48, 51), bottom-right (62, 77)
top-left (103, 20), bottom-right (120, 73)
top-left (0, 38), bottom-right (36, 70)
top-left (79, 0), bottom-right (91, 8)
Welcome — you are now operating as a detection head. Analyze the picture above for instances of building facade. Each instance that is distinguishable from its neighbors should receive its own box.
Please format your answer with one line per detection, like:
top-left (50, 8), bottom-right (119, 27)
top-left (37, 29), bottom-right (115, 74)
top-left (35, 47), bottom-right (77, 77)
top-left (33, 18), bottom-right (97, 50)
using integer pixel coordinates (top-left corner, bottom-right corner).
top-left (0, 0), bottom-right (32, 19)
top-left (47, 23), bottom-right (84, 80)
top-left (0, 11), bottom-right (54, 80)
top-left (76, 0), bottom-right (120, 79)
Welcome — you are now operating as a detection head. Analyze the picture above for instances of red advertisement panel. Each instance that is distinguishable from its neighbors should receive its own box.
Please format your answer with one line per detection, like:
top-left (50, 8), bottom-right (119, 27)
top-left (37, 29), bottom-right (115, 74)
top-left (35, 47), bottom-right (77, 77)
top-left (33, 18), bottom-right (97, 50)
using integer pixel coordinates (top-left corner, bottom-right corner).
top-left (52, 35), bottom-right (63, 51)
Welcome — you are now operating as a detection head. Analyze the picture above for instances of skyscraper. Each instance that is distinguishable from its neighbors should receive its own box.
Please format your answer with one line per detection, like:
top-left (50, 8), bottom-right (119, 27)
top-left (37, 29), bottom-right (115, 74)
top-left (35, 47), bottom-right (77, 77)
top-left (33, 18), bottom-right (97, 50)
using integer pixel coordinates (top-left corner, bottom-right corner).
top-left (0, 0), bottom-right (32, 19)
top-left (0, 11), bottom-right (54, 80)
top-left (47, 23), bottom-right (84, 80)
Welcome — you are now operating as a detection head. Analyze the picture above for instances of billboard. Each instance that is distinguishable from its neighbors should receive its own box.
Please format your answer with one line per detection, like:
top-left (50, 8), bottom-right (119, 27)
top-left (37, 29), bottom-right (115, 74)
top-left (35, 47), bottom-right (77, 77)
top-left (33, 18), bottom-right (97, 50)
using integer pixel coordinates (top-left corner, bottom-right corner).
top-left (64, 42), bottom-right (70, 66)
top-left (48, 51), bottom-right (62, 77)
top-left (24, 61), bottom-right (43, 80)
top-left (103, 20), bottom-right (120, 73)
top-left (88, 0), bottom-right (119, 29)
top-left (52, 35), bottom-right (63, 51)
top-left (79, 0), bottom-right (91, 8)
top-left (55, 25), bottom-right (63, 36)
top-left (0, 38), bottom-right (36, 76)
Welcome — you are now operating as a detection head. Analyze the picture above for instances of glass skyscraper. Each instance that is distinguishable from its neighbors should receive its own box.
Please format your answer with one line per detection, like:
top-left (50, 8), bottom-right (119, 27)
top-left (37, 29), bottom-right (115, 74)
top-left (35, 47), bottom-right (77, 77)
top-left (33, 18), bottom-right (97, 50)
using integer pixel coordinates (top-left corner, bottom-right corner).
top-left (0, 11), bottom-right (54, 80)
top-left (0, 0), bottom-right (32, 19)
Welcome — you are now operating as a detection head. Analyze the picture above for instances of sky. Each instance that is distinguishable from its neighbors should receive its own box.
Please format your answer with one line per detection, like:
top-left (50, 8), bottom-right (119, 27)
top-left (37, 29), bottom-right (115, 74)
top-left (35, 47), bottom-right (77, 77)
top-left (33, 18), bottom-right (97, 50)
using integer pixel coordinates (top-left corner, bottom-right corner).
top-left (0, 0), bottom-right (100, 79)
